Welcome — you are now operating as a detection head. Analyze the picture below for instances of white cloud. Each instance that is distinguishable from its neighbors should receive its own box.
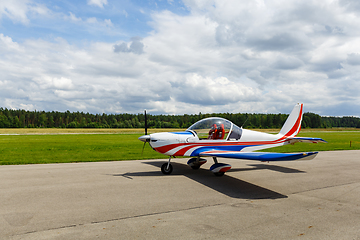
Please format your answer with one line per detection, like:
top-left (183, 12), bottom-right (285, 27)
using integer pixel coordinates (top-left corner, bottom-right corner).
top-left (86, 17), bottom-right (98, 24)
top-left (67, 12), bottom-right (82, 22)
top-left (63, 12), bottom-right (114, 33)
top-left (0, 0), bottom-right (31, 24)
top-left (1, 0), bottom-right (360, 116)
top-left (113, 37), bottom-right (144, 54)
top-left (87, 0), bottom-right (108, 8)
top-left (104, 19), bottom-right (113, 27)
top-left (83, 17), bottom-right (114, 28)
top-left (347, 53), bottom-right (360, 65)
top-left (33, 76), bottom-right (74, 90)
top-left (172, 73), bottom-right (260, 106)
top-left (0, 0), bottom-right (49, 24)
top-left (123, 10), bottom-right (128, 18)
top-left (0, 34), bottom-right (22, 52)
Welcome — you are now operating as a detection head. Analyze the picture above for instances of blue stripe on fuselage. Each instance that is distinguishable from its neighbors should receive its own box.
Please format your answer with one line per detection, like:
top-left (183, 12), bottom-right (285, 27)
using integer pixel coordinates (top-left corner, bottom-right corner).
top-left (170, 132), bottom-right (193, 135)
top-left (190, 144), bottom-right (256, 156)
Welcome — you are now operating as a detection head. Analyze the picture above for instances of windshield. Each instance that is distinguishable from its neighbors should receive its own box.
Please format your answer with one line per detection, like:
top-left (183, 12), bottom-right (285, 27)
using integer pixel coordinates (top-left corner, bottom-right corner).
top-left (187, 117), bottom-right (232, 140)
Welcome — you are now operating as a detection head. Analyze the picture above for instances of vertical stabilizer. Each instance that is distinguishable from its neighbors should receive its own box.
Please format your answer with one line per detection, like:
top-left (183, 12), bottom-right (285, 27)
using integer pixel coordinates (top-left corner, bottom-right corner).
top-left (279, 103), bottom-right (303, 137)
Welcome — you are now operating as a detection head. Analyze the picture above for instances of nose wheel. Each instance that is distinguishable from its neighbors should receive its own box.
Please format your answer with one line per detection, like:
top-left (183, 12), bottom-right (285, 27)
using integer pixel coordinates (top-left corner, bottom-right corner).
top-left (161, 163), bottom-right (173, 175)
top-left (161, 156), bottom-right (173, 175)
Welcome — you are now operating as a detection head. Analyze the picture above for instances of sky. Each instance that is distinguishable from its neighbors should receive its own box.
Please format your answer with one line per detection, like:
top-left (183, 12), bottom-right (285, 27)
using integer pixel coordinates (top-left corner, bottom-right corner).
top-left (1, 0), bottom-right (360, 116)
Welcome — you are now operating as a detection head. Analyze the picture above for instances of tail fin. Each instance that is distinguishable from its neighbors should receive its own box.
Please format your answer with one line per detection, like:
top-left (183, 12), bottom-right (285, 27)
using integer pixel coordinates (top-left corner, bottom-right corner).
top-left (279, 103), bottom-right (303, 137)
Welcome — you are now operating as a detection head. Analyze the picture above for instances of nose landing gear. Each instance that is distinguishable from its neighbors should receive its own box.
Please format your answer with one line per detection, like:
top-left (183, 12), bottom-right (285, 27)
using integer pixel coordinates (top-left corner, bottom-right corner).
top-left (161, 156), bottom-right (173, 175)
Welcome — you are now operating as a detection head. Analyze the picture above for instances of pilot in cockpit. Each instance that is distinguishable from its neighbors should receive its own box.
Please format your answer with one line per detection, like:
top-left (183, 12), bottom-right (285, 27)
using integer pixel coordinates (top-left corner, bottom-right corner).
top-left (208, 123), bottom-right (225, 139)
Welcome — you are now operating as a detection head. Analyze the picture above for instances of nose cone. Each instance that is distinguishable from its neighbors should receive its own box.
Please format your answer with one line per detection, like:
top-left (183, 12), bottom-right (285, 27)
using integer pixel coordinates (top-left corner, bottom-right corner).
top-left (138, 135), bottom-right (150, 143)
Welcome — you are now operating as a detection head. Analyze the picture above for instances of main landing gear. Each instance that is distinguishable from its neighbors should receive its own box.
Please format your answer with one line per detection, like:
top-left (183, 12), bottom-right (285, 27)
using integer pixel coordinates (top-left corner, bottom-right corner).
top-left (187, 157), bottom-right (207, 169)
top-left (161, 156), bottom-right (232, 177)
top-left (209, 157), bottom-right (231, 177)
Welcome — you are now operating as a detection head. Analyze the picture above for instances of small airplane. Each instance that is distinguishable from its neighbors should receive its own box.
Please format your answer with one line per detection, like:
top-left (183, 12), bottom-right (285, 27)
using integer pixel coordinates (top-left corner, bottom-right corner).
top-left (139, 103), bottom-right (327, 176)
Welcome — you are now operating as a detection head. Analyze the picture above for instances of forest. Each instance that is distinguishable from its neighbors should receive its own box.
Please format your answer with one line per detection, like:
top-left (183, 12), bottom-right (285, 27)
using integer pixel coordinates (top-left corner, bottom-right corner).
top-left (0, 107), bottom-right (359, 129)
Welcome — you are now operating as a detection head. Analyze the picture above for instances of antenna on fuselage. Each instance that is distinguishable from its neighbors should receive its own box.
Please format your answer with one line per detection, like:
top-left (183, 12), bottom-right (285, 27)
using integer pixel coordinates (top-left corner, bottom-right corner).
top-left (240, 115), bottom-right (249, 129)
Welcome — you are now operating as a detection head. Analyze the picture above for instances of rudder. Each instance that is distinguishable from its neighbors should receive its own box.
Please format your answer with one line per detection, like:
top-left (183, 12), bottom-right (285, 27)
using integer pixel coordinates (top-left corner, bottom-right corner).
top-left (279, 103), bottom-right (303, 137)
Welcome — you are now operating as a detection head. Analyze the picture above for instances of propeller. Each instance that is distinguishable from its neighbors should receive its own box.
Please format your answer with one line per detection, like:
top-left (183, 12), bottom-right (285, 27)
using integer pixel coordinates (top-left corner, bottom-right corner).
top-left (139, 109), bottom-right (150, 155)
top-left (145, 109), bottom-right (147, 135)
top-left (141, 139), bottom-right (148, 155)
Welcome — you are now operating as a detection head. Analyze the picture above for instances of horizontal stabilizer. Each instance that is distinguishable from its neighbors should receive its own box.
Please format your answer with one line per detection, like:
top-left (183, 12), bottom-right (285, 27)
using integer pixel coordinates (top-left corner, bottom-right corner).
top-left (286, 137), bottom-right (327, 144)
top-left (200, 150), bottom-right (318, 161)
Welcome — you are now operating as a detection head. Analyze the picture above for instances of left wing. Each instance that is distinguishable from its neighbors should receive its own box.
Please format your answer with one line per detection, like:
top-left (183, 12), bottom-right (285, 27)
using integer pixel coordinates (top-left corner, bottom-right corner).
top-left (199, 150), bottom-right (319, 161)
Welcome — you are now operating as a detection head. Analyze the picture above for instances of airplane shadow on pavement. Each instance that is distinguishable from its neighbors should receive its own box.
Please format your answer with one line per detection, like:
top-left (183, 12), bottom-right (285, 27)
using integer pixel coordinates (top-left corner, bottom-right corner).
top-left (230, 164), bottom-right (306, 174)
top-left (113, 161), bottom-right (305, 200)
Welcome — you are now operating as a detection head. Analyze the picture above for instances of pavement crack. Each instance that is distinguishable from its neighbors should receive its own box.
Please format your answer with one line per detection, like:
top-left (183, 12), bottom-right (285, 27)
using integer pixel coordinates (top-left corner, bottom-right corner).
top-left (10, 203), bottom-right (225, 238)
top-left (20, 224), bottom-right (77, 236)
top-left (90, 203), bottom-right (224, 224)
top-left (291, 181), bottom-right (360, 195)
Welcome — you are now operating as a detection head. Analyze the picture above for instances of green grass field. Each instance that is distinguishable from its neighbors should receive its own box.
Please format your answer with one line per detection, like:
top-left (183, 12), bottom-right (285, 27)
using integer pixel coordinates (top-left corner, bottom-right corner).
top-left (0, 129), bottom-right (359, 165)
top-left (0, 134), bottom-right (166, 165)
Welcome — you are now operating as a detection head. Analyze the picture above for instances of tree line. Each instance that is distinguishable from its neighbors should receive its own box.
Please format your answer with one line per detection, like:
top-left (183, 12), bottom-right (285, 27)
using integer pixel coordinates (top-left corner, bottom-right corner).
top-left (0, 107), bottom-right (359, 129)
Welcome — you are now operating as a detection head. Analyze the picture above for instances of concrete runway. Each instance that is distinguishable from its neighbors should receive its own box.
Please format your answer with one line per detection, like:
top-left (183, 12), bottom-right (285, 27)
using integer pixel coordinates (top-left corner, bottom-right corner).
top-left (1, 150), bottom-right (360, 239)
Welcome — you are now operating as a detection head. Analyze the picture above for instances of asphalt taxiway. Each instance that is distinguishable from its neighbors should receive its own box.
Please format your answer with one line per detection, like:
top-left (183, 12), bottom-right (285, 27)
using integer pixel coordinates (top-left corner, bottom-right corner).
top-left (1, 150), bottom-right (360, 239)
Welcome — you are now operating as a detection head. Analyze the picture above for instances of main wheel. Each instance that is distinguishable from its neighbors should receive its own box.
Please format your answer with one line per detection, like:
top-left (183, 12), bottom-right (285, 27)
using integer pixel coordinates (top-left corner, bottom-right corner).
top-left (191, 165), bottom-right (200, 170)
top-left (161, 163), bottom-right (173, 175)
top-left (214, 172), bottom-right (225, 177)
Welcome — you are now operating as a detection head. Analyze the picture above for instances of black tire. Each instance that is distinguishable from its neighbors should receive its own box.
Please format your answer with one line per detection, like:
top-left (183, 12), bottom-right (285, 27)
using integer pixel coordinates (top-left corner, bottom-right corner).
top-left (191, 165), bottom-right (200, 170)
top-left (161, 163), bottom-right (173, 175)
top-left (214, 172), bottom-right (225, 177)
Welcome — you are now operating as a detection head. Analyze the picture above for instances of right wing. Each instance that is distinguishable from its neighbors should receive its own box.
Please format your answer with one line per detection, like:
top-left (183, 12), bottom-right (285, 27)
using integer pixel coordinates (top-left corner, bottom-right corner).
top-left (199, 150), bottom-right (319, 161)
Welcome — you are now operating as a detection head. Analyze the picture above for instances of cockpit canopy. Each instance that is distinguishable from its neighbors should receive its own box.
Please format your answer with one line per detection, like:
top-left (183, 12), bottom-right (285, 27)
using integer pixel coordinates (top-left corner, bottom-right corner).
top-left (187, 117), bottom-right (242, 140)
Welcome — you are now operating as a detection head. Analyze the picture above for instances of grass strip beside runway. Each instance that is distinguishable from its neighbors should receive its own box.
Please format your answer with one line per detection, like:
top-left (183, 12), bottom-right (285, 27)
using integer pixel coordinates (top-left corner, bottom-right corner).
top-left (0, 134), bottom-right (164, 165)
top-left (0, 129), bottom-right (359, 165)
